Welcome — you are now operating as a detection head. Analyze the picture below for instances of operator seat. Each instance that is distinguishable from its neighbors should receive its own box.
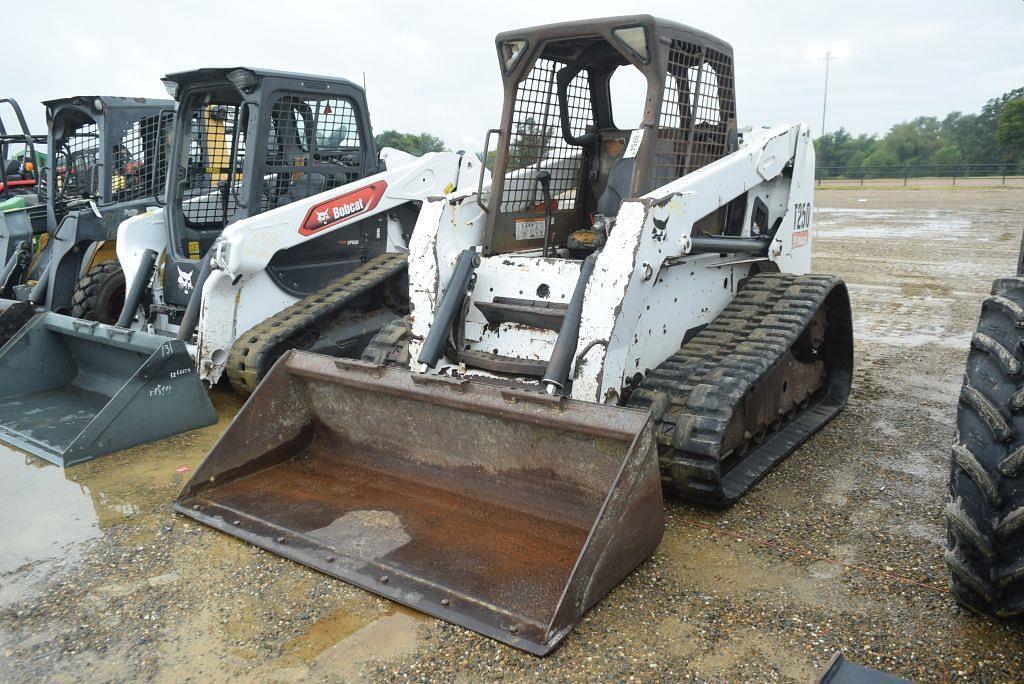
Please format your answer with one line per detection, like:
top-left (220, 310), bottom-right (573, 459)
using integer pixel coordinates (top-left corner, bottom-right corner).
top-left (596, 153), bottom-right (636, 217)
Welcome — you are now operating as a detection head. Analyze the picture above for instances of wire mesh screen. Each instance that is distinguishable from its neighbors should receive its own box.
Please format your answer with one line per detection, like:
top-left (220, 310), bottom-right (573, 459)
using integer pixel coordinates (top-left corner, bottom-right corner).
top-left (179, 105), bottom-right (247, 229)
top-left (53, 121), bottom-right (101, 213)
top-left (652, 41), bottom-right (735, 189)
top-left (499, 59), bottom-right (593, 215)
top-left (111, 111), bottom-right (174, 203)
top-left (261, 96), bottom-right (363, 212)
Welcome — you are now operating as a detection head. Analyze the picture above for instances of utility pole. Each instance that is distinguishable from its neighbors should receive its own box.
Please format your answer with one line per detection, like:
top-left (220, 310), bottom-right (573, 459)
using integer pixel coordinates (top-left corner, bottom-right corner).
top-left (820, 51), bottom-right (837, 138)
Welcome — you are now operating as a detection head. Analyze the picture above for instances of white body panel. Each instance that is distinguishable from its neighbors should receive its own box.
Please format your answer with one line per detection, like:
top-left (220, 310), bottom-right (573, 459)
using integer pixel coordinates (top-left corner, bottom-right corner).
top-left (114, 149), bottom-right (486, 385)
top-left (116, 209), bottom-right (168, 289)
top-left (408, 123), bottom-right (816, 402)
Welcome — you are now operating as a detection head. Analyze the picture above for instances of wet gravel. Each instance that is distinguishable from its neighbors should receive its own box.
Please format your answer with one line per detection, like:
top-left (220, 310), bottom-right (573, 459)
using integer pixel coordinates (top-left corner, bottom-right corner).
top-left (2, 186), bottom-right (1023, 682)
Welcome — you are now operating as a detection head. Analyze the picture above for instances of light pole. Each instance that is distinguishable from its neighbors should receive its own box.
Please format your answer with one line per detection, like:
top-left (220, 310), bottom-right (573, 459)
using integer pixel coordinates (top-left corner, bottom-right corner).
top-left (820, 51), bottom-right (837, 138)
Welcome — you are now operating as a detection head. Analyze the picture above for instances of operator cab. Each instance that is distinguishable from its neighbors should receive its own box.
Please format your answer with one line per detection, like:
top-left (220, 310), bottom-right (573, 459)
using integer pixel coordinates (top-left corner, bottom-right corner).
top-left (8, 96), bottom-right (173, 308)
top-left (43, 96), bottom-right (173, 229)
top-left (484, 15), bottom-right (738, 256)
top-left (160, 68), bottom-right (382, 312)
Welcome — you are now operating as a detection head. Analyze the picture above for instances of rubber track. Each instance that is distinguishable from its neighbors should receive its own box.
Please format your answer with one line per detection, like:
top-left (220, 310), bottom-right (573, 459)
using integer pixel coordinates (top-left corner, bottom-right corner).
top-left (360, 319), bottom-right (411, 366)
top-left (628, 273), bottom-right (849, 506)
top-left (226, 253), bottom-right (408, 396)
top-left (946, 276), bottom-right (1024, 617)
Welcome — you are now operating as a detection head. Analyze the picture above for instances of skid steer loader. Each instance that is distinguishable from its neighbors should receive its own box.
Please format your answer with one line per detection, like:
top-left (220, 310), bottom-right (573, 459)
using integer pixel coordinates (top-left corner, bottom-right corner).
top-left (0, 67), bottom-right (478, 466)
top-left (0, 95), bottom-right (174, 336)
top-left (175, 16), bottom-right (854, 655)
top-left (945, 233), bottom-right (1024, 618)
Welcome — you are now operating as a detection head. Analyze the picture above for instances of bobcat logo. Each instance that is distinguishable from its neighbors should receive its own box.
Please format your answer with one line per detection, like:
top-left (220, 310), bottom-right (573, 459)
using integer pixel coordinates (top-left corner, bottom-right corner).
top-left (177, 266), bottom-right (194, 294)
top-left (316, 209), bottom-right (331, 224)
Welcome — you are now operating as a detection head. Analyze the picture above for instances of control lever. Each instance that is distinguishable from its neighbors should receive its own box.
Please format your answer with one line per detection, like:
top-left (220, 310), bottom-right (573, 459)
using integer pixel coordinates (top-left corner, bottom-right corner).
top-left (536, 170), bottom-right (553, 257)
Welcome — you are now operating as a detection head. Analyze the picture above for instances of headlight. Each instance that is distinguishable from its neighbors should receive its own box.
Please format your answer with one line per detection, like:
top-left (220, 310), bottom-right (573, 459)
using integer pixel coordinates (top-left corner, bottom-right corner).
top-left (227, 68), bottom-right (259, 93)
top-left (613, 26), bottom-right (650, 63)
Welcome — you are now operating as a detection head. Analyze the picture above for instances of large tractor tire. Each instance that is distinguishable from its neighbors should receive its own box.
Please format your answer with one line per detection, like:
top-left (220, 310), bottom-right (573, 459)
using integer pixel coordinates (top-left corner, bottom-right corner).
top-left (70, 260), bottom-right (126, 324)
top-left (946, 276), bottom-right (1024, 617)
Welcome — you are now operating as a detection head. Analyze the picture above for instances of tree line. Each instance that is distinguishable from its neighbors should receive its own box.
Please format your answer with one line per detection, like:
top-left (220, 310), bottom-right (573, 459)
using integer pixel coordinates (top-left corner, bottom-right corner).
top-left (374, 87), bottom-right (1024, 176)
top-left (373, 130), bottom-right (446, 156)
top-left (815, 87), bottom-right (1024, 172)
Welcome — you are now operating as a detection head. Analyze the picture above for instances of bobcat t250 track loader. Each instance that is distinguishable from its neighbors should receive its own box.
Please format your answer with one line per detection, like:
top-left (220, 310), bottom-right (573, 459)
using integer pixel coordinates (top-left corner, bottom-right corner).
top-left (0, 67), bottom-right (478, 465)
top-left (176, 16), bottom-right (853, 655)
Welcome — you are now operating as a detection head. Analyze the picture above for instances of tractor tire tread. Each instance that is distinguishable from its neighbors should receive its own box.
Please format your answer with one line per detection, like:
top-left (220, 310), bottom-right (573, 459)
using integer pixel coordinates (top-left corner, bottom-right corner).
top-left (947, 276), bottom-right (1024, 618)
top-left (69, 260), bottom-right (124, 323)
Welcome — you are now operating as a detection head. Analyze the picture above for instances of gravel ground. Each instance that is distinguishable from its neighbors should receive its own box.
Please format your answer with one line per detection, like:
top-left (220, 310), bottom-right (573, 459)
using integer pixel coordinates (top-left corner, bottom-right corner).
top-left (1, 185), bottom-right (1023, 682)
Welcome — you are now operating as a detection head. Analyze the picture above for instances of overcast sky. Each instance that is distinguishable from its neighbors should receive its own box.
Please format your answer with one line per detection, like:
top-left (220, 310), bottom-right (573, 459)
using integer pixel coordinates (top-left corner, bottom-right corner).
top-left (8, 0), bottom-right (1023, 151)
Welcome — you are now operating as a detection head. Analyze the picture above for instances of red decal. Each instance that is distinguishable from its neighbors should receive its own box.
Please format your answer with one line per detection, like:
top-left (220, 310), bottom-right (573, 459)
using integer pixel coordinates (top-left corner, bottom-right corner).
top-left (0, 179), bottom-right (37, 192)
top-left (791, 229), bottom-right (809, 248)
top-left (300, 181), bottom-right (388, 236)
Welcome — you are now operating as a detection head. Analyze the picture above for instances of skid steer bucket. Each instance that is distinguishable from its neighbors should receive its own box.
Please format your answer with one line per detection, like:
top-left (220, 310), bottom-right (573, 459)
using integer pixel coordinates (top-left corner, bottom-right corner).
top-left (175, 351), bottom-right (663, 655)
top-left (0, 312), bottom-right (216, 466)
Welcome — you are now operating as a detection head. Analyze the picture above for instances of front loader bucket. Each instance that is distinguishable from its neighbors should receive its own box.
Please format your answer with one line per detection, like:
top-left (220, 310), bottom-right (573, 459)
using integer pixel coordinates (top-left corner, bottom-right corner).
top-left (0, 312), bottom-right (216, 465)
top-left (175, 352), bottom-right (663, 655)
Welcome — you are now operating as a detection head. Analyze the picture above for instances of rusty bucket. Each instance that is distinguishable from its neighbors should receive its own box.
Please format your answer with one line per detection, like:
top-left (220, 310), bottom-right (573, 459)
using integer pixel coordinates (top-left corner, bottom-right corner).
top-left (174, 351), bottom-right (663, 655)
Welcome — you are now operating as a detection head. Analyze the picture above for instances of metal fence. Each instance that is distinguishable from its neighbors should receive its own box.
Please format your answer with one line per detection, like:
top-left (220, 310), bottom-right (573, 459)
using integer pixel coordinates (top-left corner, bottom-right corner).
top-left (816, 163), bottom-right (1024, 186)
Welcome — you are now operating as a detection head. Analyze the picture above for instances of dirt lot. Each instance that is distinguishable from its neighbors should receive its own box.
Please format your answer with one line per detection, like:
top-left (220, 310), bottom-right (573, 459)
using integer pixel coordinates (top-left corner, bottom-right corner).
top-left (2, 186), bottom-right (1023, 682)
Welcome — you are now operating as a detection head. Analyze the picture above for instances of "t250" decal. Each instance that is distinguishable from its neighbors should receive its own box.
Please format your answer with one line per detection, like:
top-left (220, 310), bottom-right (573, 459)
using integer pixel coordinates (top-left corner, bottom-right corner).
top-left (299, 181), bottom-right (388, 236)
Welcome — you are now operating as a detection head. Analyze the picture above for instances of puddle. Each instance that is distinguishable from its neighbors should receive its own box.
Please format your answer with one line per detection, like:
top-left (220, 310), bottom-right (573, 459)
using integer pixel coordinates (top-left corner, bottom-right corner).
top-left (280, 607), bottom-right (369, 664)
top-left (846, 285), bottom-right (969, 349)
top-left (305, 608), bottom-right (422, 678)
top-left (61, 388), bottom-right (245, 528)
top-left (0, 444), bottom-right (100, 608)
top-left (0, 389), bottom-right (244, 609)
top-left (0, 444), bottom-right (100, 575)
top-left (813, 207), bottom-right (973, 241)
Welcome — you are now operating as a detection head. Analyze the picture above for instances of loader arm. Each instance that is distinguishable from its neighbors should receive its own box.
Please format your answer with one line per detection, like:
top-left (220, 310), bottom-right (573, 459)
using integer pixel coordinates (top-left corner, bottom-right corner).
top-left (573, 122), bottom-right (816, 402)
top-left (211, 151), bottom-right (475, 278)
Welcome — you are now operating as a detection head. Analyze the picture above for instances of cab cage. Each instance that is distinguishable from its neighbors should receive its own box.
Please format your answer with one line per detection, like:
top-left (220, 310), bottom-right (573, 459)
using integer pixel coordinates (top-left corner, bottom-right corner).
top-left (484, 15), bottom-right (737, 255)
top-left (42, 96), bottom-right (174, 226)
top-left (162, 67), bottom-right (380, 262)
